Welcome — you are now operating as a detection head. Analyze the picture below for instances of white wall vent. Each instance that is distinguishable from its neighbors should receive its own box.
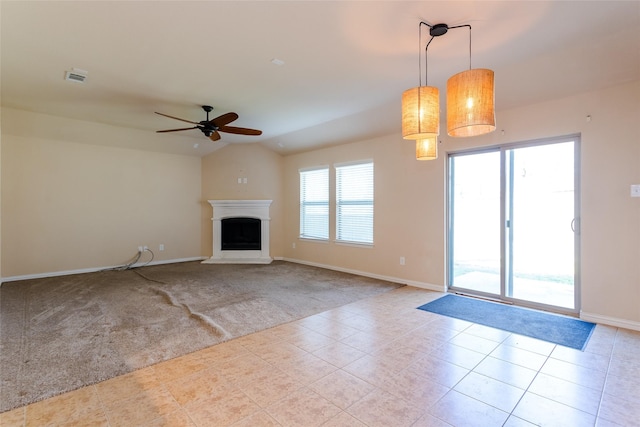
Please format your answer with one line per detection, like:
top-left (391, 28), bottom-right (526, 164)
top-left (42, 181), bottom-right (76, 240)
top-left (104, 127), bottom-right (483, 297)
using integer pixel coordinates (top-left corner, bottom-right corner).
top-left (65, 68), bottom-right (88, 83)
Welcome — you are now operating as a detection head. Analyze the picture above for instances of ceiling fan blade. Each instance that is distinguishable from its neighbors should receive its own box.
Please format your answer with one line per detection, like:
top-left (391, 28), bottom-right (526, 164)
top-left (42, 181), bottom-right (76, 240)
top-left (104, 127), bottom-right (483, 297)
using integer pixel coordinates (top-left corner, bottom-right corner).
top-left (157, 126), bottom-right (199, 133)
top-left (210, 112), bottom-right (239, 127)
top-left (209, 131), bottom-right (221, 141)
top-left (218, 125), bottom-right (262, 136)
top-left (155, 112), bottom-right (199, 125)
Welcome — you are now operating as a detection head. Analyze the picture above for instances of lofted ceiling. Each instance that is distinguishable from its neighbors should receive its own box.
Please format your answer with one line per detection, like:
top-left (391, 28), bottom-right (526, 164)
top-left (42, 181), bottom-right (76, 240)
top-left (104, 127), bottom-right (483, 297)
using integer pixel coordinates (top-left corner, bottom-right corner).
top-left (2, 1), bottom-right (639, 157)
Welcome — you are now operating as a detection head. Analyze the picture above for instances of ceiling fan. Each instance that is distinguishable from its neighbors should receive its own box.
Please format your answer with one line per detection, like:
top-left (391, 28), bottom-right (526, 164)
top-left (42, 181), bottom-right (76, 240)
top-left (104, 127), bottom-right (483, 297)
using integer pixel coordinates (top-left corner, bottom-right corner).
top-left (155, 105), bottom-right (262, 141)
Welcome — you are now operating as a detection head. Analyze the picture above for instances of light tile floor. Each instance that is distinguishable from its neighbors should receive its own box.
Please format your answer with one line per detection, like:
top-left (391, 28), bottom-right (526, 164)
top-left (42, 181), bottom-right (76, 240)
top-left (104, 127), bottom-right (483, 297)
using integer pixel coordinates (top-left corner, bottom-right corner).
top-left (2, 286), bottom-right (639, 427)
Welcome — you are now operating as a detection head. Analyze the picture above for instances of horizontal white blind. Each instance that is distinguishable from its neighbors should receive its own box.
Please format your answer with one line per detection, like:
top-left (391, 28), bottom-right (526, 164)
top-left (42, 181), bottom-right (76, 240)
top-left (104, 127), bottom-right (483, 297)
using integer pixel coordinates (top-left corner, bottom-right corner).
top-left (336, 161), bottom-right (373, 244)
top-left (300, 167), bottom-right (329, 240)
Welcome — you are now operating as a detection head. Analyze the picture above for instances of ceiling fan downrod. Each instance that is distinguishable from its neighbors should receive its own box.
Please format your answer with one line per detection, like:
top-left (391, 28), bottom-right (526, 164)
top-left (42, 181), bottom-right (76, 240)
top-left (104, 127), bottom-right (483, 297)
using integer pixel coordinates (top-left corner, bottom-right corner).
top-left (201, 105), bottom-right (214, 136)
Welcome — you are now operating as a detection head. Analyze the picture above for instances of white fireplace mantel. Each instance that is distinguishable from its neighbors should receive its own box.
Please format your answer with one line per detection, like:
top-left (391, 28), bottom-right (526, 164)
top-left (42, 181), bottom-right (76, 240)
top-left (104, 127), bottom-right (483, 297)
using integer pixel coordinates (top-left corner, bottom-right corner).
top-left (202, 200), bottom-right (272, 264)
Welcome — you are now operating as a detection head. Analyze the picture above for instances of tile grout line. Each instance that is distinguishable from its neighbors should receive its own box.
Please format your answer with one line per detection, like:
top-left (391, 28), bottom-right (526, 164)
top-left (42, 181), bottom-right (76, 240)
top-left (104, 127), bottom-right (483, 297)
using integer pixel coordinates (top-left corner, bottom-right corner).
top-left (593, 327), bottom-right (618, 425)
top-left (502, 344), bottom-right (556, 425)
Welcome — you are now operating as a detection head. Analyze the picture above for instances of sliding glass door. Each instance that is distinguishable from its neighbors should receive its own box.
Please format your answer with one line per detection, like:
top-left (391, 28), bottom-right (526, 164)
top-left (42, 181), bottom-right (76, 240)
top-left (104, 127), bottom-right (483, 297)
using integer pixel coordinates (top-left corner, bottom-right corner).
top-left (448, 150), bottom-right (502, 295)
top-left (448, 136), bottom-right (580, 312)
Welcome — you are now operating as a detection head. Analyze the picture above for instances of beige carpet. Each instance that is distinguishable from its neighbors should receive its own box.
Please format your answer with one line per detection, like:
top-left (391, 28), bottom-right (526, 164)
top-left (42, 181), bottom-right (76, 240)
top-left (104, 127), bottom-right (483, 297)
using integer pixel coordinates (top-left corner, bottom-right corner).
top-left (0, 261), bottom-right (402, 412)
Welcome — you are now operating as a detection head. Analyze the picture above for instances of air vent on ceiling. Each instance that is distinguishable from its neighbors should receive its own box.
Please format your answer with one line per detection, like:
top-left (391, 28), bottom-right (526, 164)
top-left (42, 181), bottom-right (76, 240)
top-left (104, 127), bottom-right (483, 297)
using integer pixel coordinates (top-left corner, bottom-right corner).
top-left (65, 68), bottom-right (88, 83)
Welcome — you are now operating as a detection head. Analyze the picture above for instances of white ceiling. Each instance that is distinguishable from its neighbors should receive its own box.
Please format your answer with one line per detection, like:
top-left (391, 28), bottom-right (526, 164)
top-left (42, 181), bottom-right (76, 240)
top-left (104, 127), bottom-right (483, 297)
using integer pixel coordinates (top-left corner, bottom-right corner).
top-left (2, 1), bottom-right (639, 157)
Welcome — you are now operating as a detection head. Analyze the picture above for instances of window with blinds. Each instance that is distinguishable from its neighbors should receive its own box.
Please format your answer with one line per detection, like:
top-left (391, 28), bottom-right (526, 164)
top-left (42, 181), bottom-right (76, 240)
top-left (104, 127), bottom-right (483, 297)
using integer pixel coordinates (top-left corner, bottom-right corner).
top-left (299, 167), bottom-right (329, 240)
top-left (335, 161), bottom-right (374, 244)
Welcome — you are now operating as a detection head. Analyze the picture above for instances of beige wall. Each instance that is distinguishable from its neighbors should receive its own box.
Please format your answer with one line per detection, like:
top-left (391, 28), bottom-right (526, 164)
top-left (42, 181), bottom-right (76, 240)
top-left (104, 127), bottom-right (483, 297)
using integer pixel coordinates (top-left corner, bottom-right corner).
top-left (1, 121), bottom-right (202, 278)
top-left (283, 134), bottom-right (446, 289)
top-left (200, 143), bottom-right (284, 258)
top-left (283, 81), bottom-right (640, 326)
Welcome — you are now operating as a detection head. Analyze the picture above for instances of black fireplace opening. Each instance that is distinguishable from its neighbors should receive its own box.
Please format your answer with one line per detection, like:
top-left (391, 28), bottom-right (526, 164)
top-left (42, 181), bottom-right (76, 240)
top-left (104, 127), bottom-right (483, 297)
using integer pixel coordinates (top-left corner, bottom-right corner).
top-left (221, 217), bottom-right (261, 250)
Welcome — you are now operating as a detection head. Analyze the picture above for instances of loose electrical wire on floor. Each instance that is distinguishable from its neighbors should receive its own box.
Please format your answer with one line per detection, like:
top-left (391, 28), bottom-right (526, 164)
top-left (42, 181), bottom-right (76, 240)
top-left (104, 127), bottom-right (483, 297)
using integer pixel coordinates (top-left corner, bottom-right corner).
top-left (109, 251), bottom-right (141, 271)
top-left (133, 268), bottom-right (166, 284)
top-left (103, 248), bottom-right (155, 272)
top-left (117, 248), bottom-right (167, 284)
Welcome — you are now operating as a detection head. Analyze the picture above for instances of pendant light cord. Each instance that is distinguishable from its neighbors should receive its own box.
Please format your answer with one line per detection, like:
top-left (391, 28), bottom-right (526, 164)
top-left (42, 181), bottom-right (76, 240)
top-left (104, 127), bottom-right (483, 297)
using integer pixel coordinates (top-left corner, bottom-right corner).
top-left (418, 22), bottom-right (437, 86)
top-left (468, 25), bottom-right (472, 69)
top-left (448, 24), bottom-right (473, 69)
top-left (424, 36), bottom-right (435, 86)
top-left (418, 22), bottom-right (426, 86)
top-left (417, 22), bottom-right (473, 85)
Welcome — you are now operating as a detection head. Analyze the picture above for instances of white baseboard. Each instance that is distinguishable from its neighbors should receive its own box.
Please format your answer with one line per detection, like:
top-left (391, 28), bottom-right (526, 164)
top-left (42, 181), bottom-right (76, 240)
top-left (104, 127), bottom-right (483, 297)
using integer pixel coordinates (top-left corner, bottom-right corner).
top-left (580, 311), bottom-right (640, 332)
top-left (0, 257), bottom-right (207, 285)
top-left (281, 257), bottom-right (446, 293)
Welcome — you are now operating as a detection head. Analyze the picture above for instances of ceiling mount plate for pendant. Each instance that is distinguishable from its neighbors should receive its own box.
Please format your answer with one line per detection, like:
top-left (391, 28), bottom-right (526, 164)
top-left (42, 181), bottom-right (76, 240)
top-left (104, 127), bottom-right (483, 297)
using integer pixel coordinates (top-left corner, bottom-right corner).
top-left (430, 23), bottom-right (449, 37)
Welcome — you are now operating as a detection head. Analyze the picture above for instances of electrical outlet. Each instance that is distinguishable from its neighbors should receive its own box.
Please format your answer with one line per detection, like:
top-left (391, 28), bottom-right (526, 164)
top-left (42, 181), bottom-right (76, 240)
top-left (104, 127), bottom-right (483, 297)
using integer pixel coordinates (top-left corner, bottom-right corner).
top-left (400, 256), bottom-right (405, 265)
top-left (292, 242), bottom-right (296, 249)
top-left (159, 244), bottom-right (164, 251)
top-left (631, 184), bottom-right (640, 198)
top-left (143, 246), bottom-right (148, 251)
top-left (138, 246), bottom-right (143, 252)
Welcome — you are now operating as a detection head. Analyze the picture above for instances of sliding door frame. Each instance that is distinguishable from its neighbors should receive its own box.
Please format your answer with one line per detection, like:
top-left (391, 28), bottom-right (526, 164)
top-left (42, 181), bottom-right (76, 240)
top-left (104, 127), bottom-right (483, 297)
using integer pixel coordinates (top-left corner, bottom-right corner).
top-left (446, 134), bottom-right (581, 315)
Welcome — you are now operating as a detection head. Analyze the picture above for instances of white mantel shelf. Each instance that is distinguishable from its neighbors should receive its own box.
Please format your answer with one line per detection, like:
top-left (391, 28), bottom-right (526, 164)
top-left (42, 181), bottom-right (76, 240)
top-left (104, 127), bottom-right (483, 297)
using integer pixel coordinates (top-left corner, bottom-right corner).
top-left (202, 200), bottom-right (273, 264)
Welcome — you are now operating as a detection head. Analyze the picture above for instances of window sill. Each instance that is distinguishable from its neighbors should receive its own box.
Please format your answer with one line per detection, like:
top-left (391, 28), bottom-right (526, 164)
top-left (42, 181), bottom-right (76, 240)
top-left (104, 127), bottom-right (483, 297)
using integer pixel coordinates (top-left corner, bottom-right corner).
top-left (335, 240), bottom-right (373, 248)
top-left (299, 237), bottom-right (330, 244)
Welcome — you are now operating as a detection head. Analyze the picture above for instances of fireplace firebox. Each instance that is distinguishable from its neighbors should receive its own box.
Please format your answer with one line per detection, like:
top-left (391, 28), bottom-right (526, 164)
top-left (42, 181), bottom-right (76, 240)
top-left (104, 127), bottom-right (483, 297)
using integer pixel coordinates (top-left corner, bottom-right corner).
top-left (221, 217), bottom-right (261, 250)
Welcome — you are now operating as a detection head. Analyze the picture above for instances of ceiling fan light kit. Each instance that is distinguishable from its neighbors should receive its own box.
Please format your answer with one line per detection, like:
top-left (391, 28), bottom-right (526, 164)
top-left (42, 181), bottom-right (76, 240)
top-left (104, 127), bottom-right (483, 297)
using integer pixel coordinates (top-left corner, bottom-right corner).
top-left (401, 21), bottom-right (496, 160)
top-left (155, 105), bottom-right (262, 142)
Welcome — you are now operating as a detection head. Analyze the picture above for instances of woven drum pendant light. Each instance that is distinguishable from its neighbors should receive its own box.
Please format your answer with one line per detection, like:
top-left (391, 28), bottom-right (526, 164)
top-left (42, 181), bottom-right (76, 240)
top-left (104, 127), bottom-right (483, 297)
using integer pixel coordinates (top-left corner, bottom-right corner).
top-left (447, 68), bottom-right (496, 137)
top-left (402, 86), bottom-right (439, 140)
top-left (402, 22), bottom-right (495, 157)
top-left (416, 136), bottom-right (438, 161)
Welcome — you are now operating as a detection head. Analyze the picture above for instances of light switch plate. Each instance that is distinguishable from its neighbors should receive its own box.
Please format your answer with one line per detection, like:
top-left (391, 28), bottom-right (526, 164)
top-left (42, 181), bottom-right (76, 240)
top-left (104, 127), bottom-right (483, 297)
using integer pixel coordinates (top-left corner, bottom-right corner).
top-left (631, 184), bottom-right (640, 197)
